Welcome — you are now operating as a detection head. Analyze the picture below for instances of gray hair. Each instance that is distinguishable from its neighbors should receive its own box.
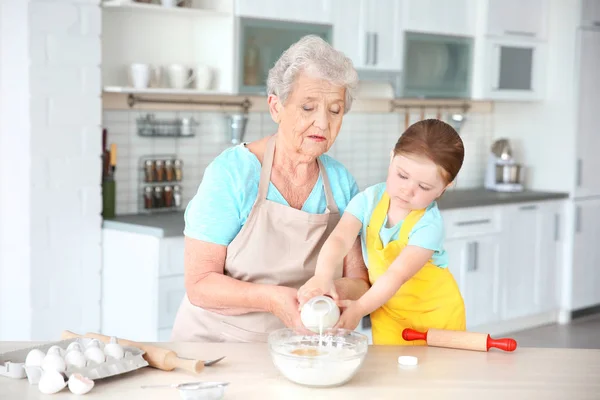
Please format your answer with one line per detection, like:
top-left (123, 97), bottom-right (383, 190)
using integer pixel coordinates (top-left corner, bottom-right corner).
top-left (266, 35), bottom-right (358, 114)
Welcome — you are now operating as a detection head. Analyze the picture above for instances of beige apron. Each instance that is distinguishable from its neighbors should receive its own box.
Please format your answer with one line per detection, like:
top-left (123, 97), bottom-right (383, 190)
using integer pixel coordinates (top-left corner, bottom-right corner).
top-left (171, 136), bottom-right (342, 342)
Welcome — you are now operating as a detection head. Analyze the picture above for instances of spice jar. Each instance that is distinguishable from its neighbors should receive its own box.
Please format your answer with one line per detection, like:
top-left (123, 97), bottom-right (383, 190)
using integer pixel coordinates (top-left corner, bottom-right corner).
top-left (165, 159), bottom-right (174, 182)
top-left (174, 159), bottom-right (183, 182)
top-left (173, 185), bottom-right (182, 208)
top-left (153, 186), bottom-right (164, 208)
top-left (164, 185), bottom-right (173, 208)
top-left (144, 160), bottom-right (155, 182)
top-left (143, 186), bottom-right (153, 209)
top-left (155, 160), bottom-right (165, 182)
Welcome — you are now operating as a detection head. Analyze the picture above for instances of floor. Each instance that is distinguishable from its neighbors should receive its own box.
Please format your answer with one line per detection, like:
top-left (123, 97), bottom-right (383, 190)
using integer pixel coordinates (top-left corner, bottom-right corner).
top-left (508, 314), bottom-right (600, 349)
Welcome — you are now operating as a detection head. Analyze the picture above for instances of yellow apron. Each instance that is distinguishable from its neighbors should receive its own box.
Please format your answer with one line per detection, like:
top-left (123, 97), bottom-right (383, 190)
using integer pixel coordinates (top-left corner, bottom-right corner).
top-left (367, 192), bottom-right (466, 345)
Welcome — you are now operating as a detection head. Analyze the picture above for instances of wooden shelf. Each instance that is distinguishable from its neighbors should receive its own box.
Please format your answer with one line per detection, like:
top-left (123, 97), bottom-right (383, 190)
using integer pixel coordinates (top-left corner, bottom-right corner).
top-left (102, 1), bottom-right (231, 18)
top-left (103, 86), bottom-right (232, 96)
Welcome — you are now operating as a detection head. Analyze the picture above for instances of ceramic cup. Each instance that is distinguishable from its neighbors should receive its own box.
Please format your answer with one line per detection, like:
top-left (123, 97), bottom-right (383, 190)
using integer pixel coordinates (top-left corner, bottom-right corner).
top-left (167, 64), bottom-right (195, 89)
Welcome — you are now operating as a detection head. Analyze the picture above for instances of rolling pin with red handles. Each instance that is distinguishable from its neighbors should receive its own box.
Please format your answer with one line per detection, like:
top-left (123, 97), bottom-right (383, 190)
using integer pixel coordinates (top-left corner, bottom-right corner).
top-left (402, 328), bottom-right (517, 352)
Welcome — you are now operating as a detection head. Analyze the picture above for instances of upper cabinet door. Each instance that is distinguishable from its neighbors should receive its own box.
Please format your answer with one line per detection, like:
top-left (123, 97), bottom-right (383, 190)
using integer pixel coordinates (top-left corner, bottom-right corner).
top-left (368, 0), bottom-right (403, 70)
top-left (332, 0), bottom-right (402, 71)
top-left (403, 0), bottom-right (477, 37)
top-left (235, 0), bottom-right (333, 24)
top-left (581, 0), bottom-right (600, 27)
top-left (486, 0), bottom-right (549, 40)
top-left (575, 29), bottom-right (600, 198)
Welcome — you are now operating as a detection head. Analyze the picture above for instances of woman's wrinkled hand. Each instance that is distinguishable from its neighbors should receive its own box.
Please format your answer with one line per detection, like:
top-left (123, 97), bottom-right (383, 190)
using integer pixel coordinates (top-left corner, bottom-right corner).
top-left (268, 286), bottom-right (305, 329)
top-left (297, 276), bottom-right (338, 310)
top-left (333, 300), bottom-right (365, 331)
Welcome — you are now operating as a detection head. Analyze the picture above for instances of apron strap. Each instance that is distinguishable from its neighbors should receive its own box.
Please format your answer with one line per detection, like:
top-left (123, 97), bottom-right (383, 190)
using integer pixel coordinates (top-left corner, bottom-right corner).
top-left (257, 135), bottom-right (339, 213)
top-left (318, 158), bottom-right (339, 214)
top-left (257, 136), bottom-right (276, 202)
top-left (398, 208), bottom-right (427, 243)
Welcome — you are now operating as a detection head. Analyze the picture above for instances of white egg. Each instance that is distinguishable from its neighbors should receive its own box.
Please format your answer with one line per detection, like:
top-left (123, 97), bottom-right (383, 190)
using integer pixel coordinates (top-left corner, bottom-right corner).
top-left (42, 353), bottom-right (66, 373)
top-left (38, 369), bottom-right (67, 394)
top-left (103, 337), bottom-right (125, 360)
top-left (65, 350), bottom-right (87, 369)
top-left (66, 342), bottom-right (84, 353)
top-left (25, 349), bottom-right (45, 367)
top-left (47, 345), bottom-right (65, 358)
top-left (85, 339), bottom-right (101, 349)
top-left (68, 373), bottom-right (94, 395)
top-left (84, 347), bottom-right (105, 364)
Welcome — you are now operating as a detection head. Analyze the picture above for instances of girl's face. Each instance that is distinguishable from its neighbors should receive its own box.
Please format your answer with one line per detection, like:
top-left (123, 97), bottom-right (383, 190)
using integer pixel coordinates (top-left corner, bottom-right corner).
top-left (386, 153), bottom-right (451, 210)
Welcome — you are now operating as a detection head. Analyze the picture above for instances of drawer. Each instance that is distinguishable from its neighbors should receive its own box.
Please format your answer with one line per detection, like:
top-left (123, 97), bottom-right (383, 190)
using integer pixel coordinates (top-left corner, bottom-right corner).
top-left (442, 207), bottom-right (502, 239)
top-left (158, 275), bottom-right (186, 329)
top-left (159, 238), bottom-right (185, 277)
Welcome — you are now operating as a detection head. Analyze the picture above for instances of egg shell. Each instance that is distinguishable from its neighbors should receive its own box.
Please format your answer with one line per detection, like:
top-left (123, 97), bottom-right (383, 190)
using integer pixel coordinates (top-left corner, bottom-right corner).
top-left (84, 347), bottom-right (105, 364)
top-left (104, 343), bottom-right (125, 360)
top-left (25, 349), bottom-right (45, 367)
top-left (47, 345), bottom-right (65, 358)
top-left (66, 342), bottom-right (84, 353)
top-left (38, 370), bottom-right (67, 394)
top-left (65, 350), bottom-right (87, 369)
top-left (42, 353), bottom-right (66, 373)
top-left (68, 373), bottom-right (94, 395)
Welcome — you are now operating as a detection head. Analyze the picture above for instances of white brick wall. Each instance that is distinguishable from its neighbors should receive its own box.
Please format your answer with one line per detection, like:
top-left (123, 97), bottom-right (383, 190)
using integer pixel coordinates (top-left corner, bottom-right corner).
top-left (103, 109), bottom-right (492, 215)
top-left (0, 0), bottom-right (102, 340)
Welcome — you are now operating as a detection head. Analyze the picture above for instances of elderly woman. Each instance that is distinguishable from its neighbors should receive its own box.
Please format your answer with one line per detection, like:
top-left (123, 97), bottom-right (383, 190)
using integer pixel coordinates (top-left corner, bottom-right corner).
top-left (171, 35), bottom-right (369, 343)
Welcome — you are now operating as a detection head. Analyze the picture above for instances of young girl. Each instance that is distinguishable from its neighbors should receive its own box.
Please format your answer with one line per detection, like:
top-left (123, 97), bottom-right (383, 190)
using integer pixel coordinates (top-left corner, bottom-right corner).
top-left (298, 119), bottom-right (466, 345)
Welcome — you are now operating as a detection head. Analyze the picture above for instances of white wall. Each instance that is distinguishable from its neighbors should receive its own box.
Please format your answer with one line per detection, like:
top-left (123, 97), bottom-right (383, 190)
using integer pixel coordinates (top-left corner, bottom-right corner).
top-left (0, 0), bottom-right (32, 340)
top-left (491, 0), bottom-right (580, 194)
top-left (0, 0), bottom-right (103, 340)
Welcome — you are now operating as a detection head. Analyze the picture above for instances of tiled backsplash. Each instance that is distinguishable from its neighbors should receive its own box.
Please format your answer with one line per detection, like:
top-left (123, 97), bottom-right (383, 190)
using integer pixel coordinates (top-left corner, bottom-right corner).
top-left (103, 109), bottom-right (492, 215)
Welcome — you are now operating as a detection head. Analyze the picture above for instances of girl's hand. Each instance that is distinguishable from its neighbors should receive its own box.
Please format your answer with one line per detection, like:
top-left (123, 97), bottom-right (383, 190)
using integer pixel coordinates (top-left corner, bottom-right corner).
top-left (334, 300), bottom-right (365, 330)
top-left (297, 276), bottom-right (338, 309)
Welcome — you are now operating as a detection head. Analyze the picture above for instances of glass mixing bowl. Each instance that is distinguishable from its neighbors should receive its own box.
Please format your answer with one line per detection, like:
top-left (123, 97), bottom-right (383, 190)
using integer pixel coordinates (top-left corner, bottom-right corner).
top-left (268, 328), bottom-right (368, 388)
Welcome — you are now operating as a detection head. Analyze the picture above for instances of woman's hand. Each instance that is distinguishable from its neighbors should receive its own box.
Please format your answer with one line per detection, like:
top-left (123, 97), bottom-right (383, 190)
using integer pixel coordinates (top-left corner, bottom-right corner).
top-left (334, 300), bottom-right (365, 331)
top-left (297, 275), bottom-right (338, 309)
top-left (268, 286), bottom-right (305, 329)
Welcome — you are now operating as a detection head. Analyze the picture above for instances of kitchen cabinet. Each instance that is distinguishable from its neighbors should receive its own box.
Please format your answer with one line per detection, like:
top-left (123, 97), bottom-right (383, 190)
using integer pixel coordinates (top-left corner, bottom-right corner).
top-left (102, 229), bottom-right (185, 341)
top-left (575, 29), bottom-right (600, 198)
top-left (581, 0), bottom-right (600, 27)
top-left (486, 0), bottom-right (549, 40)
top-left (402, 0), bottom-right (477, 37)
top-left (234, 0), bottom-right (332, 24)
top-left (501, 202), bottom-right (562, 320)
top-left (473, 37), bottom-right (547, 101)
top-left (332, 0), bottom-right (403, 71)
top-left (571, 198), bottom-right (600, 310)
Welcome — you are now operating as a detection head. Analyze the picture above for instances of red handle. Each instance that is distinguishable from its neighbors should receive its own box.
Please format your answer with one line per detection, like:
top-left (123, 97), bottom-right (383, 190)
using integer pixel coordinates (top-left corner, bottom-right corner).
top-left (487, 336), bottom-right (518, 352)
top-left (402, 328), bottom-right (427, 342)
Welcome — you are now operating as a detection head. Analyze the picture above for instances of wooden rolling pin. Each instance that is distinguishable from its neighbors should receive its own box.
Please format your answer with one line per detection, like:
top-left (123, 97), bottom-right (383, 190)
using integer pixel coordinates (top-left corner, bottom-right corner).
top-left (61, 330), bottom-right (204, 374)
top-left (402, 328), bottom-right (517, 352)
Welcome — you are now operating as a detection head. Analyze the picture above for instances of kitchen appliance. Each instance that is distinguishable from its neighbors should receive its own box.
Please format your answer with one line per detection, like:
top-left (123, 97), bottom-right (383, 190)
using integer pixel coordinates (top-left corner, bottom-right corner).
top-left (402, 328), bottom-right (517, 352)
top-left (402, 32), bottom-right (474, 98)
top-left (484, 138), bottom-right (525, 192)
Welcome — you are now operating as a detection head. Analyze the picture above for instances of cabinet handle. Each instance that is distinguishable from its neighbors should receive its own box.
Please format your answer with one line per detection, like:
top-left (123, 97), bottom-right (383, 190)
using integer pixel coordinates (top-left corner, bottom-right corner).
top-left (373, 32), bottom-right (378, 65)
top-left (519, 205), bottom-right (538, 211)
top-left (575, 206), bottom-right (582, 233)
top-left (554, 213), bottom-right (560, 242)
top-left (467, 242), bottom-right (478, 272)
top-left (576, 158), bottom-right (582, 187)
top-left (504, 30), bottom-right (536, 37)
top-left (364, 32), bottom-right (371, 65)
top-left (594, 21), bottom-right (600, 27)
top-left (455, 218), bottom-right (491, 226)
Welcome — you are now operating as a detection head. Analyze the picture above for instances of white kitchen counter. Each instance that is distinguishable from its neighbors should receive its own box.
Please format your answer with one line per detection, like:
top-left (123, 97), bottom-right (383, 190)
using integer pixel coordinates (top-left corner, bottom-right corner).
top-left (1, 342), bottom-right (598, 400)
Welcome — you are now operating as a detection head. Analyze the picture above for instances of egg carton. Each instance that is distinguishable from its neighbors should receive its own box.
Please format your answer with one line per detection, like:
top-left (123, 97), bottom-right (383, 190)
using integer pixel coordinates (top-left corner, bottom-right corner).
top-left (0, 337), bottom-right (149, 384)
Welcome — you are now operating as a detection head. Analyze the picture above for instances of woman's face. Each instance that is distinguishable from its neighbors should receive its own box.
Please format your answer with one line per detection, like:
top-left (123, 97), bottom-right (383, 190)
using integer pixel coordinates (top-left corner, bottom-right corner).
top-left (269, 73), bottom-right (346, 159)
